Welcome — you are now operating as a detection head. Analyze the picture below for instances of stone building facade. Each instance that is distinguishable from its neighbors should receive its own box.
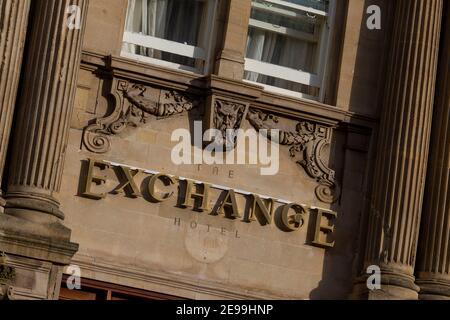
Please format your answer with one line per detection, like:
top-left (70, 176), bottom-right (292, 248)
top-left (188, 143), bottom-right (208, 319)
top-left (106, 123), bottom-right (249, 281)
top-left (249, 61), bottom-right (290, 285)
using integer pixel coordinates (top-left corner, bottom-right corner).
top-left (0, 0), bottom-right (448, 300)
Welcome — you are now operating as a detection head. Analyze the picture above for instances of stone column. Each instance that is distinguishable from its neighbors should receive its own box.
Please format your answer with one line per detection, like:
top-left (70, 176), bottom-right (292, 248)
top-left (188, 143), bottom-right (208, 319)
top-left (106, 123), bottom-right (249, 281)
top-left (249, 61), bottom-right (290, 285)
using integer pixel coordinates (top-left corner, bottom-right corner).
top-left (0, 0), bottom-right (31, 213)
top-left (0, 0), bottom-right (88, 299)
top-left (353, 0), bottom-right (443, 300)
top-left (214, 0), bottom-right (251, 80)
top-left (415, 3), bottom-right (450, 300)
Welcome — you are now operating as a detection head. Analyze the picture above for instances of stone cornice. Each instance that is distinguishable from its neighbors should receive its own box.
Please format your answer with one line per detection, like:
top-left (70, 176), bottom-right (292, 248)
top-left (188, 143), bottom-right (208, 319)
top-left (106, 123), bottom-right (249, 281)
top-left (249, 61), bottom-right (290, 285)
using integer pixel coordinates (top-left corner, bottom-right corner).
top-left (80, 50), bottom-right (377, 131)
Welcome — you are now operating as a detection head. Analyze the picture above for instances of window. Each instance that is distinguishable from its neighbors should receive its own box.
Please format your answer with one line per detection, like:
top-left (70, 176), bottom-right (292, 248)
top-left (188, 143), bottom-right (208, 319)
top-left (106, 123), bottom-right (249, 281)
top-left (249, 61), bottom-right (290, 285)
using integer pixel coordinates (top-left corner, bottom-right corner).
top-left (244, 0), bottom-right (336, 101)
top-left (122, 0), bottom-right (218, 74)
top-left (59, 276), bottom-right (184, 300)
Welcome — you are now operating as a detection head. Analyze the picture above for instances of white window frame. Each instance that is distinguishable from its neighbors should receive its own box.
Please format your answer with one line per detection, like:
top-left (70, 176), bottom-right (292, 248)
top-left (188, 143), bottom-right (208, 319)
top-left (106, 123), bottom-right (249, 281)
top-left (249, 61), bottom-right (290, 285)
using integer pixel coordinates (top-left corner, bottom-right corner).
top-left (243, 0), bottom-right (337, 102)
top-left (121, 0), bottom-right (218, 75)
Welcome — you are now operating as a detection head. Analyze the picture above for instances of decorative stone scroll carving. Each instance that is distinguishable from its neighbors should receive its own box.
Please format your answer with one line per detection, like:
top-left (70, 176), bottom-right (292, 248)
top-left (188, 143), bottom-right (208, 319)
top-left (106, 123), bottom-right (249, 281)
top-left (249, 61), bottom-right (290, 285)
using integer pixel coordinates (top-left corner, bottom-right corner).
top-left (83, 79), bottom-right (202, 154)
top-left (0, 285), bottom-right (14, 300)
top-left (247, 109), bottom-right (340, 204)
top-left (0, 253), bottom-right (15, 300)
top-left (0, 266), bottom-right (15, 284)
top-left (0, 253), bottom-right (15, 281)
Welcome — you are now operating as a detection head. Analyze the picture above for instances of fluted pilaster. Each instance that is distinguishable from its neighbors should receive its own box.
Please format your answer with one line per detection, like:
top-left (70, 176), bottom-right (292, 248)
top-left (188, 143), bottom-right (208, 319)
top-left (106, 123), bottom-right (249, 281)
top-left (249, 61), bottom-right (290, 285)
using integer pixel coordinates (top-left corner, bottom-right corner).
top-left (5, 0), bottom-right (88, 227)
top-left (415, 3), bottom-right (450, 300)
top-left (355, 0), bottom-right (443, 299)
top-left (0, 0), bottom-right (31, 212)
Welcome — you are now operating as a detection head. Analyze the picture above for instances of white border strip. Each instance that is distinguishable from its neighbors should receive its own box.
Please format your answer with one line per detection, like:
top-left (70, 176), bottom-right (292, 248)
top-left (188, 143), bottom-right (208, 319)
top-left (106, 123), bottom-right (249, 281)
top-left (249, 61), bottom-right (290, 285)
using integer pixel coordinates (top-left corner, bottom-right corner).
top-left (245, 58), bottom-right (321, 87)
top-left (123, 32), bottom-right (206, 60)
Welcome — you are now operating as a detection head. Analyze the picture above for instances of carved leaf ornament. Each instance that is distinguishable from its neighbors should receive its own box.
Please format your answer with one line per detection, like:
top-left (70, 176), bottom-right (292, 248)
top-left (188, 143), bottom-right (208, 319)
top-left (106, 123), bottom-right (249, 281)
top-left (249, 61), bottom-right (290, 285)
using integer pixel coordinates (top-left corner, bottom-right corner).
top-left (83, 80), bottom-right (201, 154)
top-left (83, 80), bottom-right (339, 204)
top-left (247, 109), bottom-right (340, 204)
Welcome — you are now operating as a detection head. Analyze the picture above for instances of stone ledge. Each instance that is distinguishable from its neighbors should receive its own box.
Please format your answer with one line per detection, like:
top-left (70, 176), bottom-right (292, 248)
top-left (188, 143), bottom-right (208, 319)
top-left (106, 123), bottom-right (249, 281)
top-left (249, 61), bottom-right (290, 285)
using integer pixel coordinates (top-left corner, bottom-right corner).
top-left (80, 50), bottom-right (378, 130)
top-left (71, 255), bottom-right (299, 300)
top-left (0, 216), bottom-right (78, 265)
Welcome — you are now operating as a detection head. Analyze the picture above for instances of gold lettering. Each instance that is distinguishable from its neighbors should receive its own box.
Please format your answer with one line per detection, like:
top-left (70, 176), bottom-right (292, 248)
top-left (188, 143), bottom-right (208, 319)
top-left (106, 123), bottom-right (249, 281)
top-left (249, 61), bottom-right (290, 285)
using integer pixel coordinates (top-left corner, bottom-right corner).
top-left (217, 189), bottom-right (241, 219)
top-left (112, 166), bottom-right (141, 197)
top-left (245, 194), bottom-right (275, 225)
top-left (82, 159), bottom-right (110, 200)
top-left (147, 174), bottom-right (177, 202)
top-left (312, 208), bottom-right (337, 248)
top-left (181, 180), bottom-right (211, 212)
top-left (280, 203), bottom-right (307, 231)
top-left (80, 159), bottom-right (340, 247)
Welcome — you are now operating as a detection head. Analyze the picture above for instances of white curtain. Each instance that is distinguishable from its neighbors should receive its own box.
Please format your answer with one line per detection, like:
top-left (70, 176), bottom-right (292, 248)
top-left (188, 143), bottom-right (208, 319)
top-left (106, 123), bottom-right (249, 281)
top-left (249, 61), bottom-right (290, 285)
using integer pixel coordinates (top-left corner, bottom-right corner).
top-left (123, 0), bottom-right (203, 66)
top-left (245, 27), bottom-right (317, 92)
top-left (123, 0), bottom-right (168, 57)
top-left (245, 2), bottom-right (320, 94)
top-left (245, 29), bottom-right (277, 82)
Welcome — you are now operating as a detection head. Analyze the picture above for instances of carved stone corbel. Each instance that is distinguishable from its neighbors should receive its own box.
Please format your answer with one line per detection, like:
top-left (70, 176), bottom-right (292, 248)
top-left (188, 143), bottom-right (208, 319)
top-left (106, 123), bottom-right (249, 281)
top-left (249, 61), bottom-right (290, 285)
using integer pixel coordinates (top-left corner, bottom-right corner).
top-left (204, 96), bottom-right (248, 148)
top-left (247, 109), bottom-right (341, 204)
top-left (83, 79), bottom-right (202, 154)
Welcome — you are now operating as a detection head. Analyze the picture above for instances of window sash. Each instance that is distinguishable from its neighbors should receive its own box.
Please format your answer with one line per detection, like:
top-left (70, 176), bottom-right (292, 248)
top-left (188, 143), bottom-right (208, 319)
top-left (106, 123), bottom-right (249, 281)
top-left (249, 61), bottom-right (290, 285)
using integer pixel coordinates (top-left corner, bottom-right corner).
top-left (245, 58), bottom-right (321, 87)
top-left (252, 1), bottom-right (325, 21)
top-left (260, 0), bottom-right (328, 17)
top-left (248, 18), bottom-right (319, 43)
top-left (123, 32), bottom-right (207, 60)
top-left (243, 79), bottom-right (317, 101)
top-left (245, 0), bottom-right (335, 101)
top-left (121, 51), bottom-right (199, 73)
top-left (121, 0), bottom-right (218, 74)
